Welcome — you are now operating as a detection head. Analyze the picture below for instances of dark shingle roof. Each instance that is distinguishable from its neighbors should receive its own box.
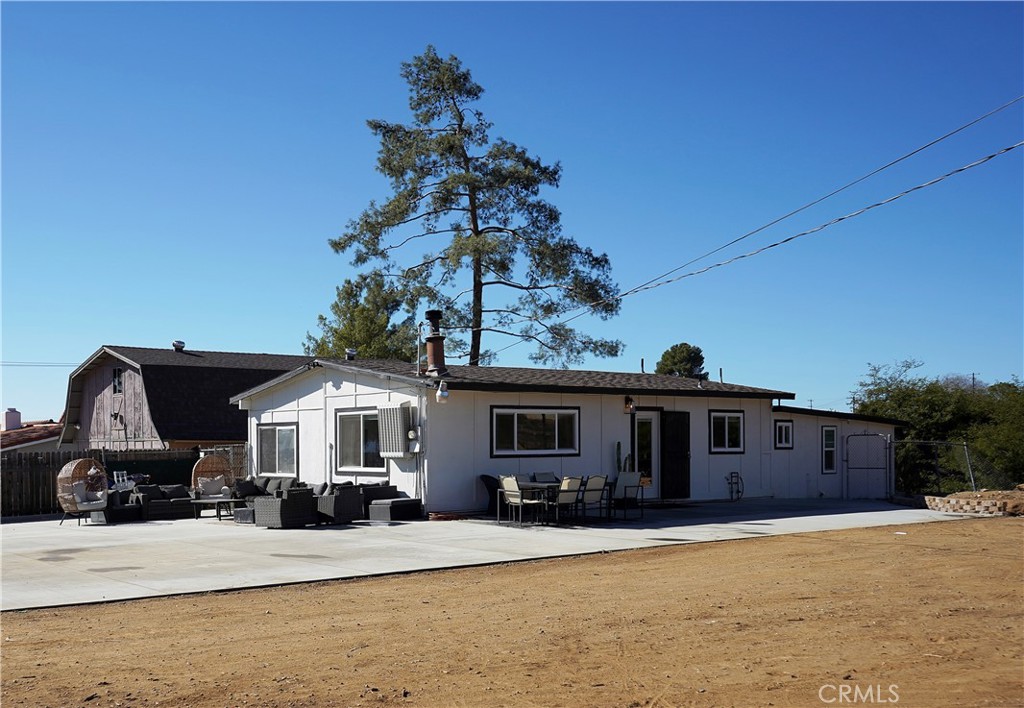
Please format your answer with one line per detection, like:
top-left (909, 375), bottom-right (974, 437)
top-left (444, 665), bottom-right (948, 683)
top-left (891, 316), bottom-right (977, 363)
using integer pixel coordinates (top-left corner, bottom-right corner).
top-left (61, 346), bottom-right (312, 444)
top-left (312, 358), bottom-right (795, 400)
top-left (105, 346), bottom-right (311, 371)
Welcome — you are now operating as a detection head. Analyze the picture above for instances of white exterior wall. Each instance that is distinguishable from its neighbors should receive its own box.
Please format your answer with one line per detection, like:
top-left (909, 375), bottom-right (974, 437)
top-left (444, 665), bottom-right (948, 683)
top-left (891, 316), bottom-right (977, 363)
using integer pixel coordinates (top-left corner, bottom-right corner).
top-left (237, 369), bottom-right (897, 512)
top-left (238, 368), bottom-right (427, 501)
top-left (423, 391), bottom-right (782, 511)
top-left (770, 411), bottom-right (895, 499)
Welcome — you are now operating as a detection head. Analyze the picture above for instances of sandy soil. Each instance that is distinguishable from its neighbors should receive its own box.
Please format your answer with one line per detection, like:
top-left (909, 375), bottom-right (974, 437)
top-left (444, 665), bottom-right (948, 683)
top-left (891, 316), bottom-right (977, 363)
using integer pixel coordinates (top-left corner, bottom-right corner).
top-left (2, 517), bottom-right (1021, 708)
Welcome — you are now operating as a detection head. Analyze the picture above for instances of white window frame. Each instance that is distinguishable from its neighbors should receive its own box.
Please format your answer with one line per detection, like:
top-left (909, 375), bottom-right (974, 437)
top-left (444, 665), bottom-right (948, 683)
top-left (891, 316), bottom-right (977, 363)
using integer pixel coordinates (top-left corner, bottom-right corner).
top-left (491, 407), bottom-right (580, 457)
top-left (710, 411), bottom-right (744, 454)
top-left (257, 423), bottom-right (298, 477)
top-left (774, 420), bottom-right (794, 450)
top-left (822, 425), bottom-right (838, 474)
top-left (336, 410), bottom-right (386, 474)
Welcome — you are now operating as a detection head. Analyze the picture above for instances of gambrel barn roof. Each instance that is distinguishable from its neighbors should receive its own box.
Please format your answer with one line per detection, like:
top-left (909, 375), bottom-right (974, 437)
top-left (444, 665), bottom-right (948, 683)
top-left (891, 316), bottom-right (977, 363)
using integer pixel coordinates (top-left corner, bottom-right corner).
top-left (60, 345), bottom-right (311, 445)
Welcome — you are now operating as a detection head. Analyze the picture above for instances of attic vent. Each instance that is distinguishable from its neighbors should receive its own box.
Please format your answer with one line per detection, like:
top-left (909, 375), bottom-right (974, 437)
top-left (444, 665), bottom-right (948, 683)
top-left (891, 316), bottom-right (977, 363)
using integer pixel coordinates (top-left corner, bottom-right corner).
top-left (172, 340), bottom-right (186, 352)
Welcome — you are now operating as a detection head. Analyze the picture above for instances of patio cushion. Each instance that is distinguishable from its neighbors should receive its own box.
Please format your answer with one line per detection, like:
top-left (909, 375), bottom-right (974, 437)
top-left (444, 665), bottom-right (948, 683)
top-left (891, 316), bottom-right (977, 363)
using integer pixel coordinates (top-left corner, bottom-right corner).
top-left (197, 475), bottom-right (226, 496)
top-left (234, 478), bottom-right (259, 498)
top-left (313, 483), bottom-right (328, 496)
top-left (265, 478), bottom-right (283, 493)
top-left (161, 484), bottom-right (191, 500)
top-left (135, 484), bottom-right (164, 499)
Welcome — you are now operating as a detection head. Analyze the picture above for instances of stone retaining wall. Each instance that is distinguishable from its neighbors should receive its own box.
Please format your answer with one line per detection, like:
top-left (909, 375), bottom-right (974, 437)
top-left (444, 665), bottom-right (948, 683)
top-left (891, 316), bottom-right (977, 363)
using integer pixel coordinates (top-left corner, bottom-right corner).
top-left (924, 495), bottom-right (1007, 515)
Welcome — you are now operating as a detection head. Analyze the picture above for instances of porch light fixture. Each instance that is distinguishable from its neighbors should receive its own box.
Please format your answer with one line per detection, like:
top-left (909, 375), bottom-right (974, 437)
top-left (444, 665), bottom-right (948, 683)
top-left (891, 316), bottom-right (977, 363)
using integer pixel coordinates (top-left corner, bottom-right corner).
top-left (624, 396), bottom-right (636, 414)
top-left (435, 380), bottom-right (449, 404)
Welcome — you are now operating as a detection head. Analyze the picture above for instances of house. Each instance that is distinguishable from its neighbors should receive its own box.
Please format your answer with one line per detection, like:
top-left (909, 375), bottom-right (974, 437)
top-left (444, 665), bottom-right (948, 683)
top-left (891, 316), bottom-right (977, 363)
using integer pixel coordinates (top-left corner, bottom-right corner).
top-left (58, 344), bottom-right (312, 451)
top-left (231, 312), bottom-right (899, 514)
top-left (0, 408), bottom-right (65, 453)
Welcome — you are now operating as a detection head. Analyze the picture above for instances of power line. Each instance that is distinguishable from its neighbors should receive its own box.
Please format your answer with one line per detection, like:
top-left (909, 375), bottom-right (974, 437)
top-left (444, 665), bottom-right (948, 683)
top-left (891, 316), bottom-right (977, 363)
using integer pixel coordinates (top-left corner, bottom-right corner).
top-left (0, 362), bottom-right (78, 368)
top-left (618, 95), bottom-right (1023, 300)
top-left (459, 139), bottom-right (1023, 363)
top-left (449, 98), bottom-right (1024, 361)
top-left (622, 141), bottom-right (1023, 298)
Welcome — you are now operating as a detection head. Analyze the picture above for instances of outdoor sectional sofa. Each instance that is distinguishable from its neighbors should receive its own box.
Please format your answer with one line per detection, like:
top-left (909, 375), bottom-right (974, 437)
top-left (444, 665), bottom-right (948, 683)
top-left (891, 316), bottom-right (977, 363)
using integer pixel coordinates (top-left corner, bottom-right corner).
top-left (130, 484), bottom-right (195, 521)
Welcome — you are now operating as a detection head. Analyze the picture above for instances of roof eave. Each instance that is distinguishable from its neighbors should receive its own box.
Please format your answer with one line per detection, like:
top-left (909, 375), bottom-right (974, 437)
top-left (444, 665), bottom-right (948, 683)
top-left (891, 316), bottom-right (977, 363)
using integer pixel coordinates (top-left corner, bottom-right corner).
top-left (229, 359), bottom-right (434, 405)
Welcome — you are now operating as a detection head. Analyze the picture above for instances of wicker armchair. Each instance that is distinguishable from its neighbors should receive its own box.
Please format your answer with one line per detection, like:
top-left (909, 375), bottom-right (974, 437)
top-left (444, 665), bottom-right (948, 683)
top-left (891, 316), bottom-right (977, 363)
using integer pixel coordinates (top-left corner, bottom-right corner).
top-left (253, 487), bottom-right (316, 529)
top-left (191, 454), bottom-right (234, 498)
top-left (56, 459), bottom-right (109, 525)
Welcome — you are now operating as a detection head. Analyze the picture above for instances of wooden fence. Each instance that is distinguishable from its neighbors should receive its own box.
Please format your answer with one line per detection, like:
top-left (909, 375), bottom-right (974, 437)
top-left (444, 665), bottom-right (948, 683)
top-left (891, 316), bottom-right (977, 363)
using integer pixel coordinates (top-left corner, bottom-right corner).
top-left (1, 447), bottom-right (247, 518)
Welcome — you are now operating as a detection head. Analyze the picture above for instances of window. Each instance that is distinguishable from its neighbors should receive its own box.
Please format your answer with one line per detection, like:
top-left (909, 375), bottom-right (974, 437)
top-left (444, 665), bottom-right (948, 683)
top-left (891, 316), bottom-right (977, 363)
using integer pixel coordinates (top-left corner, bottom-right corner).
top-left (337, 411), bottom-right (385, 471)
top-left (258, 424), bottom-right (297, 477)
top-left (491, 407), bottom-right (579, 457)
top-left (710, 411), bottom-right (744, 453)
top-left (822, 426), bottom-right (837, 474)
top-left (774, 420), bottom-right (794, 450)
top-left (112, 368), bottom-right (124, 395)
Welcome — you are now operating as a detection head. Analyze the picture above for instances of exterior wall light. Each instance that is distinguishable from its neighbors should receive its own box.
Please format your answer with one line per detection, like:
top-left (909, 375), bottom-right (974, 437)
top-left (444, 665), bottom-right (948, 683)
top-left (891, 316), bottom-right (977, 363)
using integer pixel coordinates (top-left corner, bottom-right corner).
top-left (624, 396), bottom-right (636, 414)
top-left (436, 380), bottom-right (449, 404)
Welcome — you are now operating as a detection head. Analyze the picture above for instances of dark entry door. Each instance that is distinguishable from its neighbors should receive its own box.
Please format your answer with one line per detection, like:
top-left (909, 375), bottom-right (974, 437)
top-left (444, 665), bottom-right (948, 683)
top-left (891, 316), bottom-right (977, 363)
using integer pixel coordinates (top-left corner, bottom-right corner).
top-left (660, 411), bottom-right (691, 499)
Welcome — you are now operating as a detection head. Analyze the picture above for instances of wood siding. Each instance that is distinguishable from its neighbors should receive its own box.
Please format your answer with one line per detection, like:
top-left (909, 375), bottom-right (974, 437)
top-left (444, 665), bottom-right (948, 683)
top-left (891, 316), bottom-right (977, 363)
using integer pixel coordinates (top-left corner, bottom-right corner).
top-left (85, 363), bottom-right (165, 450)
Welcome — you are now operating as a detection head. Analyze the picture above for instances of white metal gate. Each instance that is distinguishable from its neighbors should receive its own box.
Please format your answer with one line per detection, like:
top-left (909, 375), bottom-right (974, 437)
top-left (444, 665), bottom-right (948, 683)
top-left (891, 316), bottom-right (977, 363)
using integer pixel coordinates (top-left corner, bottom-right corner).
top-left (846, 434), bottom-right (890, 499)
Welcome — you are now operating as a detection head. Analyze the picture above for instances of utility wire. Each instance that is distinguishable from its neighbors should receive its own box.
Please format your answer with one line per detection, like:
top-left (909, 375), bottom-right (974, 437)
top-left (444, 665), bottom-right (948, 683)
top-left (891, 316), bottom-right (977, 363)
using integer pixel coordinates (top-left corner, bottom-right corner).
top-left (450, 97), bottom-right (1024, 356)
top-left (617, 95), bottom-right (1023, 301)
top-left (0, 362), bottom-right (78, 368)
top-left (458, 140), bottom-right (1023, 363)
top-left (622, 141), bottom-right (1023, 298)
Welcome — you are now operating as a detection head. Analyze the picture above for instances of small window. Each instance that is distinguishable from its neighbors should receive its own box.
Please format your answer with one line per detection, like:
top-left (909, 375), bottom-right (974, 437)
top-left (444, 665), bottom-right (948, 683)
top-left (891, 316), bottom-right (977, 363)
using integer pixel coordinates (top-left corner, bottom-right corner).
top-left (710, 411), bottom-right (744, 453)
top-left (258, 424), bottom-right (297, 477)
top-left (774, 420), bottom-right (793, 450)
top-left (491, 407), bottom-right (580, 457)
top-left (112, 368), bottom-right (124, 395)
top-left (822, 426), bottom-right (837, 474)
top-left (337, 411), bottom-right (385, 471)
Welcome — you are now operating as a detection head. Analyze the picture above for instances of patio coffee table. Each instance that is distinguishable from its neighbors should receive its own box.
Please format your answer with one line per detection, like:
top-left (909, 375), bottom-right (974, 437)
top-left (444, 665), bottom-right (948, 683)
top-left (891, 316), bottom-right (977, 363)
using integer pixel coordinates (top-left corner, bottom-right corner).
top-left (191, 498), bottom-right (246, 521)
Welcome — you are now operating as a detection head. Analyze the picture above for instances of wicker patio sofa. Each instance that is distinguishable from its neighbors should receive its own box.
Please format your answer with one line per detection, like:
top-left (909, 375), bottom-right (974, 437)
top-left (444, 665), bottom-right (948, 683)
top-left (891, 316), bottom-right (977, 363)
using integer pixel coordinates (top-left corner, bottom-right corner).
top-left (130, 484), bottom-right (195, 521)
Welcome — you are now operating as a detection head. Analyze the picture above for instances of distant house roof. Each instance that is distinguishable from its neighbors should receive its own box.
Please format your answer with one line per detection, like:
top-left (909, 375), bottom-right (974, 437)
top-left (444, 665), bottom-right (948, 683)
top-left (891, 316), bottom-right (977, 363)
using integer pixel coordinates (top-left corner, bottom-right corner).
top-left (772, 405), bottom-right (906, 427)
top-left (0, 418), bottom-right (63, 451)
top-left (60, 345), bottom-right (312, 445)
top-left (232, 357), bottom-right (796, 403)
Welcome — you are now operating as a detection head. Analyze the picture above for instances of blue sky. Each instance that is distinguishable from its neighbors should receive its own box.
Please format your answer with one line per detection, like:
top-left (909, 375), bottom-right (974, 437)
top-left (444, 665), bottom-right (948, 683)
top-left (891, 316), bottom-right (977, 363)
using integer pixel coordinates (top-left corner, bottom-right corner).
top-left (2, 1), bottom-right (1022, 422)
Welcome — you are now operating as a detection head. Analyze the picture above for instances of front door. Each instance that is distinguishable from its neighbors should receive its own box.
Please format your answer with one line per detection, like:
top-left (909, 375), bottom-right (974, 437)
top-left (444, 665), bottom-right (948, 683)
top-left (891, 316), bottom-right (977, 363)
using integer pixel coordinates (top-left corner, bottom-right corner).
top-left (660, 411), bottom-right (691, 499)
top-left (635, 412), bottom-right (659, 499)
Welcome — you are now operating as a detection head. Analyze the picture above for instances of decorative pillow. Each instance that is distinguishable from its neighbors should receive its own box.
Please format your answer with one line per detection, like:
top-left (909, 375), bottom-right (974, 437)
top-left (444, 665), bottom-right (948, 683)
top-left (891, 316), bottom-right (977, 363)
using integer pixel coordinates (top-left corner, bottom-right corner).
top-left (265, 478), bottom-right (283, 493)
top-left (85, 490), bottom-right (106, 502)
top-left (161, 484), bottom-right (191, 500)
top-left (71, 480), bottom-right (88, 502)
top-left (198, 475), bottom-right (226, 495)
top-left (135, 484), bottom-right (163, 499)
top-left (312, 483), bottom-right (328, 496)
top-left (234, 478), bottom-right (259, 498)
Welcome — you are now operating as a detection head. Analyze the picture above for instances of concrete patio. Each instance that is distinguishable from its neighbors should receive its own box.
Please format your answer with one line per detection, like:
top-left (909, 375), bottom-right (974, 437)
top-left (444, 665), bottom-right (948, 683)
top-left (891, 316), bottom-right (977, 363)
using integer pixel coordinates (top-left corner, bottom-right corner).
top-left (1, 499), bottom-right (968, 611)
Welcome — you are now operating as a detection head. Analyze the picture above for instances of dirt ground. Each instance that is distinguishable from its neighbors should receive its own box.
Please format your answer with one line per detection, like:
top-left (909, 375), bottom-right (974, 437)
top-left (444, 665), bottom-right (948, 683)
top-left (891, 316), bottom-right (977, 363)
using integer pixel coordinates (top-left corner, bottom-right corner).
top-left (2, 517), bottom-right (1021, 708)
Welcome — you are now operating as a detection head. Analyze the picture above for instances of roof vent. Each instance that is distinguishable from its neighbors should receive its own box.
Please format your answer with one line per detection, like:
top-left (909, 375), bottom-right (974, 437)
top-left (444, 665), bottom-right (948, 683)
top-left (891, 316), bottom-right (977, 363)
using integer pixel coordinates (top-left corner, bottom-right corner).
top-left (172, 340), bottom-right (186, 352)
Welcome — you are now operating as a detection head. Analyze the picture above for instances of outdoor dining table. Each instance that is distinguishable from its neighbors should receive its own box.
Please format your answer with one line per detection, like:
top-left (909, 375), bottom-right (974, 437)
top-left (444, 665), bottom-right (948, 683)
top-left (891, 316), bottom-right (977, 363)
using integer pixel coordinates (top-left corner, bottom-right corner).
top-left (517, 480), bottom-right (561, 500)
